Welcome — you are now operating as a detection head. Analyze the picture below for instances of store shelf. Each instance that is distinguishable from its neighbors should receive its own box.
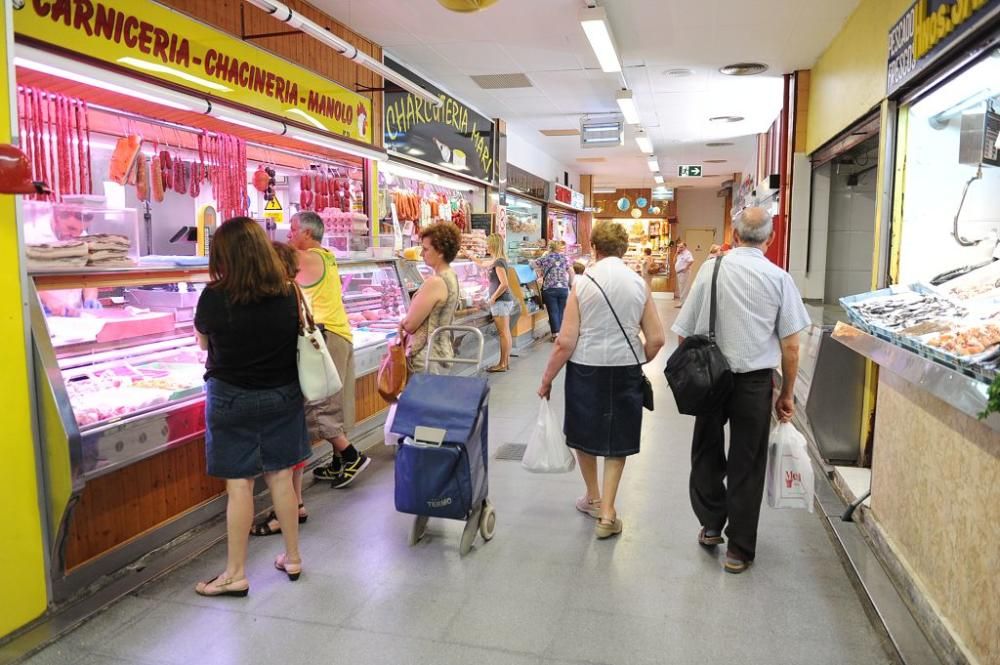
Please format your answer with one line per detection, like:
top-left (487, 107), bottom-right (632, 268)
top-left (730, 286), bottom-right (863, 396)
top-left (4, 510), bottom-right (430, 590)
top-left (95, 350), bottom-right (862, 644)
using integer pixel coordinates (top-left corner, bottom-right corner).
top-left (832, 322), bottom-right (999, 432)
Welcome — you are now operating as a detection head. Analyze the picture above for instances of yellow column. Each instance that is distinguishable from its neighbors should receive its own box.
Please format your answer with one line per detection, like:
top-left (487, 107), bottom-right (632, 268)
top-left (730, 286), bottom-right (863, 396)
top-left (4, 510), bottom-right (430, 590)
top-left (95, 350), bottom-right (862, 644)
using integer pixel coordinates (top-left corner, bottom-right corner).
top-left (0, 1), bottom-right (49, 639)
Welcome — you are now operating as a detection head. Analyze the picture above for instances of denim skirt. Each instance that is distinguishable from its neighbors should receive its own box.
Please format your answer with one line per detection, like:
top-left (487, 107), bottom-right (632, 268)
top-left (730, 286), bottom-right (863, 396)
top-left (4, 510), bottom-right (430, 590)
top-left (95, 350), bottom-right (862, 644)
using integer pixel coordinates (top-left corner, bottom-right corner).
top-left (205, 378), bottom-right (311, 479)
top-left (564, 361), bottom-right (644, 457)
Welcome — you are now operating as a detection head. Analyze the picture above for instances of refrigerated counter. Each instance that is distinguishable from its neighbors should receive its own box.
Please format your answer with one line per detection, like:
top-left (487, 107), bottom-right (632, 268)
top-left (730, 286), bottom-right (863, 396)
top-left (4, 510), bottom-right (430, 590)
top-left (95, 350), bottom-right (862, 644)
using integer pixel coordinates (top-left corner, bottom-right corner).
top-left (30, 258), bottom-right (412, 600)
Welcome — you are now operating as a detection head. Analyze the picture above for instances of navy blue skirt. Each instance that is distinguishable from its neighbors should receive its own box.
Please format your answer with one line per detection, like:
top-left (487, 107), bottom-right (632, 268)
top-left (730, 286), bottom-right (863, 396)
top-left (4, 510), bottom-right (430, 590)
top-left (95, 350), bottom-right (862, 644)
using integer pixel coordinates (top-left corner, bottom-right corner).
top-left (205, 378), bottom-right (311, 479)
top-left (564, 361), bottom-right (644, 457)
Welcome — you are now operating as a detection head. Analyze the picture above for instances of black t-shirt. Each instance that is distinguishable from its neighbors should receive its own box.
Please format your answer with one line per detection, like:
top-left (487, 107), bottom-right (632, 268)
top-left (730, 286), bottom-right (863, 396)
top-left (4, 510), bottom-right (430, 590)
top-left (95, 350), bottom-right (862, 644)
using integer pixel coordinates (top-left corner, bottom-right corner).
top-left (490, 258), bottom-right (515, 302)
top-left (194, 286), bottom-right (299, 389)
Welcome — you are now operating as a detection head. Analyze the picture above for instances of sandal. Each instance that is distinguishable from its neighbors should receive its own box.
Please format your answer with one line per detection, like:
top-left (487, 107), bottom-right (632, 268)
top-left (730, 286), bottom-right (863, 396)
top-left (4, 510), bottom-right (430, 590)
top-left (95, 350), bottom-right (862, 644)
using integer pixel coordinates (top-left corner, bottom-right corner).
top-left (250, 504), bottom-right (308, 537)
top-left (595, 516), bottom-right (623, 539)
top-left (195, 575), bottom-right (249, 597)
top-left (274, 553), bottom-right (302, 581)
top-left (486, 364), bottom-right (509, 373)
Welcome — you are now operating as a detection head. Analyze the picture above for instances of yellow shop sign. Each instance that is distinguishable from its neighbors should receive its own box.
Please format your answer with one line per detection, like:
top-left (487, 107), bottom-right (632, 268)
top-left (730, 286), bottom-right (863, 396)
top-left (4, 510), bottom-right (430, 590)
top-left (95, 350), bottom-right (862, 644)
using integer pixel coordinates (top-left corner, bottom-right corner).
top-left (14, 0), bottom-right (373, 144)
top-left (887, 0), bottom-right (999, 93)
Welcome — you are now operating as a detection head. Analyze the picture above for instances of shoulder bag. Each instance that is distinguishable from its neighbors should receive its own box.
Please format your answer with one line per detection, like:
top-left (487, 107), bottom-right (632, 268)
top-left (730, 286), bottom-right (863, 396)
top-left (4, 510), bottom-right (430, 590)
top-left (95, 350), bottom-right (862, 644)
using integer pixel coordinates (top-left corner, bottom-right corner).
top-left (293, 282), bottom-right (343, 402)
top-left (663, 257), bottom-right (733, 416)
top-left (585, 274), bottom-right (654, 411)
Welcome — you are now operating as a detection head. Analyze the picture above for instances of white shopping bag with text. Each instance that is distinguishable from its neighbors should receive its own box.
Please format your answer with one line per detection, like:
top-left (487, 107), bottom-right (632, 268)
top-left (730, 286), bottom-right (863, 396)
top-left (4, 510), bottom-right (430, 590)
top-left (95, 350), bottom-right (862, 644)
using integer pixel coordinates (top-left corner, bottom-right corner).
top-left (766, 422), bottom-right (815, 512)
top-left (522, 399), bottom-right (575, 473)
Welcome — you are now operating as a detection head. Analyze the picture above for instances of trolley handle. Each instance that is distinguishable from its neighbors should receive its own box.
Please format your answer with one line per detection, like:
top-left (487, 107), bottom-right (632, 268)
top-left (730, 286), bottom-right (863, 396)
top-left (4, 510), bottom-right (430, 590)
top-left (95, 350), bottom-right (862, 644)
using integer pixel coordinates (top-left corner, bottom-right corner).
top-left (424, 325), bottom-right (485, 373)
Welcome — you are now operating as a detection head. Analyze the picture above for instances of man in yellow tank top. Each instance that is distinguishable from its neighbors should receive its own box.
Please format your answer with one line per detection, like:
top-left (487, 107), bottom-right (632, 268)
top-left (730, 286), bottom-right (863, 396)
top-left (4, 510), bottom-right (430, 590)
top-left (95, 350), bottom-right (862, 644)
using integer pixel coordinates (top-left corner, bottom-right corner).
top-left (289, 212), bottom-right (370, 488)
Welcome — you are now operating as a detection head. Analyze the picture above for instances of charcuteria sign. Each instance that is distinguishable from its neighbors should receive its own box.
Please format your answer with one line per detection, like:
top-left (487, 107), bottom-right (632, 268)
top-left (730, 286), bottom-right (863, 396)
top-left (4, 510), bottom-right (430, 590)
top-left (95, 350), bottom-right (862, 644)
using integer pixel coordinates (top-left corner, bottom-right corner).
top-left (14, 0), bottom-right (374, 144)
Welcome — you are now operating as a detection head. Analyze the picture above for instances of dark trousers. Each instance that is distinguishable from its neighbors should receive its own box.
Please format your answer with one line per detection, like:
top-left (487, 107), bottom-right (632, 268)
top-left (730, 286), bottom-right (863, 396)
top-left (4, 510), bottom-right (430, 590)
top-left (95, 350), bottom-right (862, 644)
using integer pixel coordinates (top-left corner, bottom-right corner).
top-left (542, 287), bottom-right (569, 335)
top-left (689, 369), bottom-right (773, 560)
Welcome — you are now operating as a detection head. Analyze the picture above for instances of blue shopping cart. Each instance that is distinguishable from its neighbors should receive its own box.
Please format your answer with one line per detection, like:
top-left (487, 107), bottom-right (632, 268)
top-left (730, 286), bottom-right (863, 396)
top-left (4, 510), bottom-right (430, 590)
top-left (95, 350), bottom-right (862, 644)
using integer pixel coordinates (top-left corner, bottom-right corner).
top-left (392, 326), bottom-right (496, 555)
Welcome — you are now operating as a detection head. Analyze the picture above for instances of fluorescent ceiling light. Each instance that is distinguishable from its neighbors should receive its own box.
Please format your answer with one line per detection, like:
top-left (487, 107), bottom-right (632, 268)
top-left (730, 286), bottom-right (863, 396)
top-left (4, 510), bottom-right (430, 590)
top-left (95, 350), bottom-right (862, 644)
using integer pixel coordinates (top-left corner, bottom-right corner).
top-left (647, 158), bottom-right (660, 172)
top-left (635, 133), bottom-right (653, 154)
top-left (616, 90), bottom-right (640, 125)
top-left (381, 160), bottom-right (474, 191)
top-left (286, 128), bottom-right (386, 162)
top-left (654, 175), bottom-right (664, 184)
top-left (592, 187), bottom-right (617, 194)
top-left (579, 6), bottom-right (621, 73)
top-left (14, 47), bottom-right (207, 112)
top-left (213, 104), bottom-right (287, 134)
top-left (117, 57), bottom-right (232, 92)
top-left (285, 108), bottom-right (328, 130)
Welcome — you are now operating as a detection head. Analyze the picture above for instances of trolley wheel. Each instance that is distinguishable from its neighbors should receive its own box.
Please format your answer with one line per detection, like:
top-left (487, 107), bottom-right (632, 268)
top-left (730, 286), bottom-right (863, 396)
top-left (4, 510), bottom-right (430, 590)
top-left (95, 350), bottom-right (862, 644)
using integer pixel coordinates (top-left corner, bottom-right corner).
top-left (479, 502), bottom-right (496, 541)
top-left (460, 506), bottom-right (483, 556)
top-left (409, 515), bottom-right (429, 546)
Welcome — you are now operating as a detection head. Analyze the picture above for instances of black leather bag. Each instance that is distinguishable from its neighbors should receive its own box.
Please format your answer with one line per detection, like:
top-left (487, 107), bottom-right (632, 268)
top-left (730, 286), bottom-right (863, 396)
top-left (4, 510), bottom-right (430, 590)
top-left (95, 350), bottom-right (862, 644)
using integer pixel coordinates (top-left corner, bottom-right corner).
top-left (585, 275), bottom-right (654, 411)
top-left (664, 257), bottom-right (733, 416)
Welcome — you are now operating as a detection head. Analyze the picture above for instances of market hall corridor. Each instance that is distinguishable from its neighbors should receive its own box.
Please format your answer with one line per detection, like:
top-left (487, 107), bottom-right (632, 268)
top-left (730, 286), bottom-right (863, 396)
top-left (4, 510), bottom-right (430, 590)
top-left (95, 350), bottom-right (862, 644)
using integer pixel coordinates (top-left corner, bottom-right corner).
top-left (21, 302), bottom-right (892, 665)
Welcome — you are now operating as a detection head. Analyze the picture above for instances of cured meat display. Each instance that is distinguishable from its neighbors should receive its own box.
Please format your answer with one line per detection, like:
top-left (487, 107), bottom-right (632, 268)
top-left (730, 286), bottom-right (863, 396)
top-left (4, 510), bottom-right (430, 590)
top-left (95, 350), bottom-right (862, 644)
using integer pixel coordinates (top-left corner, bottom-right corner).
top-left (460, 231), bottom-right (488, 259)
top-left (109, 135), bottom-right (143, 185)
top-left (298, 166), bottom-right (357, 213)
top-left (16, 86), bottom-right (92, 201)
top-left (202, 131), bottom-right (247, 221)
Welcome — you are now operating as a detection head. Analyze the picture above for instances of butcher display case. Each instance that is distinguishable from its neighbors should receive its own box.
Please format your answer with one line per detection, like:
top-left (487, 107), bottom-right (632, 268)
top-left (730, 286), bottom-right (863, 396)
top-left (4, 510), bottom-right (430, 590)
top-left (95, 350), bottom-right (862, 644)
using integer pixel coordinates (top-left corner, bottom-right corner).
top-left (32, 268), bottom-right (211, 483)
top-left (339, 259), bottom-right (411, 376)
top-left (29, 266), bottom-right (223, 599)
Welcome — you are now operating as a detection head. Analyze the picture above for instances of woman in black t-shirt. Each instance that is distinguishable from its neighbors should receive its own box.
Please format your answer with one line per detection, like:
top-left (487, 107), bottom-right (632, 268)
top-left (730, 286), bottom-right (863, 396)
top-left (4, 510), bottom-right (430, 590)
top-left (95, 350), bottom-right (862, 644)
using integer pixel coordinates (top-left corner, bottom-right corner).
top-left (193, 217), bottom-right (310, 597)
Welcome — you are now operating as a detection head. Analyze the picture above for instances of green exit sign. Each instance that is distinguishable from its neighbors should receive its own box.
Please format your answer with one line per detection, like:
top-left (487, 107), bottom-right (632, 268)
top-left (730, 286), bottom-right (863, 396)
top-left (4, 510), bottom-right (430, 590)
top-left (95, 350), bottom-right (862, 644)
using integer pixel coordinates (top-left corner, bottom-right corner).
top-left (678, 165), bottom-right (703, 177)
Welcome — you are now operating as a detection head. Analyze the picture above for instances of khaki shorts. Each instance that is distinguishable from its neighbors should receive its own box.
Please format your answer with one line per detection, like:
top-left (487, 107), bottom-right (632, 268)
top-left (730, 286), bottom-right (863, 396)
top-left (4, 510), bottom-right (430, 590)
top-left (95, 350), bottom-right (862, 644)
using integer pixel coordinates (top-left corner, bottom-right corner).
top-left (305, 330), bottom-right (355, 442)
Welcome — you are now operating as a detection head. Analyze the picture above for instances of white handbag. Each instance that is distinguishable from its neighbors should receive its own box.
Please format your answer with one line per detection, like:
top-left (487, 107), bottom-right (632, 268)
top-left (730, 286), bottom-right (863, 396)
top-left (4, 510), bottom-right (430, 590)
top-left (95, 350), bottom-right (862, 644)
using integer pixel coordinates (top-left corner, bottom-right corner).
top-left (293, 282), bottom-right (343, 402)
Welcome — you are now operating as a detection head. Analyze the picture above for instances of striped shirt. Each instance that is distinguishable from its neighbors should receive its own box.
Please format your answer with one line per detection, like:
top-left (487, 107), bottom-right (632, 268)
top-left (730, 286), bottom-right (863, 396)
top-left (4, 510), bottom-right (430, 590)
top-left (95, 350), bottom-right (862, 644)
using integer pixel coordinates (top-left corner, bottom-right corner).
top-left (573, 257), bottom-right (648, 367)
top-left (672, 247), bottom-right (810, 373)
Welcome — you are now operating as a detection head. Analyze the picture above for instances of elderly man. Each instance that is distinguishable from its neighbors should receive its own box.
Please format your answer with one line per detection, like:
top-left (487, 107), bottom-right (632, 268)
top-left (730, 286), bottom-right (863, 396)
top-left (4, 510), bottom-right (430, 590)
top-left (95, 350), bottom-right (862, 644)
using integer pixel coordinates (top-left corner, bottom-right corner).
top-left (673, 241), bottom-right (694, 308)
top-left (672, 207), bottom-right (810, 574)
top-left (289, 212), bottom-right (369, 488)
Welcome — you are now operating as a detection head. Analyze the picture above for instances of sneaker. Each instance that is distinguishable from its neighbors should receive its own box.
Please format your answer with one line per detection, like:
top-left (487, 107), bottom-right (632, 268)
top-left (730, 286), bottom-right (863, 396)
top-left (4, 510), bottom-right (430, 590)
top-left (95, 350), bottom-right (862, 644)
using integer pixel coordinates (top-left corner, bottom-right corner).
top-left (331, 455), bottom-right (371, 489)
top-left (312, 457), bottom-right (343, 481)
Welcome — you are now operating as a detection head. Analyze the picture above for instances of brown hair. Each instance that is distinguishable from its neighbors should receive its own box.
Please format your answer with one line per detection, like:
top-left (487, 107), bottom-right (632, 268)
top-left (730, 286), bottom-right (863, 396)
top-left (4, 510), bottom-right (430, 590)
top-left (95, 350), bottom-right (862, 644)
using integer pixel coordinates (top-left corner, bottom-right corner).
top-left (209, 217), bottom-right (290, 304)
top-left (419, 222), bottom-right (462, 263)
top-left (590, 221), bottom-right (629, 258)
top-left (272, 241), bottom-right (299, 279)
top-left (572, 262), bottom-right (586, 275)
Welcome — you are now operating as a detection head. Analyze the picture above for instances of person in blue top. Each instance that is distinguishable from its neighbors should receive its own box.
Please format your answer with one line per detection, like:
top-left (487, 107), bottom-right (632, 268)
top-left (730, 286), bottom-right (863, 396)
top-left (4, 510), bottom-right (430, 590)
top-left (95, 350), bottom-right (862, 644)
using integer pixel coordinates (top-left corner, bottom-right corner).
top-left (532, 240), bottom-right (575, 341)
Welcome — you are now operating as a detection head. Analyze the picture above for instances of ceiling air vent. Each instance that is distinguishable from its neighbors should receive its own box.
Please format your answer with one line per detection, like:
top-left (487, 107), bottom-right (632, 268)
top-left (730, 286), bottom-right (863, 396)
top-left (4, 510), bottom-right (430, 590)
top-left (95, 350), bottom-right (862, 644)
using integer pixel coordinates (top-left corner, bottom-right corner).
top-left (581, 114), bottom-right (624, 149)
top-left (539, 128), bottom-right (581, 137)
top-left (471, 73), bottom-right (533, 89)
top-left (706, 141), bottom-right (734, 148)
top-left (719, 62), bottom-right (768, 76)
top-left (576, 156), bottom-right (606, 163)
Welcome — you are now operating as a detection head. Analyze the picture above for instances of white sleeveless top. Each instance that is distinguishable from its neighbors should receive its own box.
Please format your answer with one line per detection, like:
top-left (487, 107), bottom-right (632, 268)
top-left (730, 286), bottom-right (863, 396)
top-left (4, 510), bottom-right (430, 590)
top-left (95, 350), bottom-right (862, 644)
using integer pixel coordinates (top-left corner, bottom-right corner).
top-left (572, 257), bottom-right (648, 367)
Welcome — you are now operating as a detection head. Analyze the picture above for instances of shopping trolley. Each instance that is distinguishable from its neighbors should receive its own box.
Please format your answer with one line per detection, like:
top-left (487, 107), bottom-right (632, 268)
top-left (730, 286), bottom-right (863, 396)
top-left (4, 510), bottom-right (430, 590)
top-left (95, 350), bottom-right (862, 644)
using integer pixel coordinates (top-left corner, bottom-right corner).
top-left (392, 325), bottom-right (496, 556)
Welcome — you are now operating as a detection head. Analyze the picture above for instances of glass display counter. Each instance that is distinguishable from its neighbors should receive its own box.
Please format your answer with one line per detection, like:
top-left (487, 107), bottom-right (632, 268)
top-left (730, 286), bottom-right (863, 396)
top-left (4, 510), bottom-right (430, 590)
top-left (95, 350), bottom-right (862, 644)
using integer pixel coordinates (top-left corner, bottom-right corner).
top-left (338, 259), bottom-right (410, 376)
top-left (32, 268), bottom-right (211, 482)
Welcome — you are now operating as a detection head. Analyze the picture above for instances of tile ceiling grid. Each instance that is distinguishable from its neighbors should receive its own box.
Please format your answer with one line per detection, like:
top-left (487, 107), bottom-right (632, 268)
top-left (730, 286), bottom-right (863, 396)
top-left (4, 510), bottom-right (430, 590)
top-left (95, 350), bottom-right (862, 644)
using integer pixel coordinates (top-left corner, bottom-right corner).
top-left (312, 0), bottom-right (861, 188)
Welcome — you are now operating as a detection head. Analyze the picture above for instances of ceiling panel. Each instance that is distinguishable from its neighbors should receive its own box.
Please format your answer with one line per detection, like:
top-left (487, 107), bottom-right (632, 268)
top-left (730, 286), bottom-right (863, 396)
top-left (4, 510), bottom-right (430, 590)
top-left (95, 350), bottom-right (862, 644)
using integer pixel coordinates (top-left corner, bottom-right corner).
top-left (310, 0), bottom-right (861, 188)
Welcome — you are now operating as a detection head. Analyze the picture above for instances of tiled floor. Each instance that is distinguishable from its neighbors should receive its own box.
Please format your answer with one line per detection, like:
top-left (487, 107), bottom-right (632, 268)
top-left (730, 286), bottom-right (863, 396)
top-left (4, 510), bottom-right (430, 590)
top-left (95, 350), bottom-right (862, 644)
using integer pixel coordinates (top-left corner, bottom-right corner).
top-left (22, 304), bottom-right (893, 665)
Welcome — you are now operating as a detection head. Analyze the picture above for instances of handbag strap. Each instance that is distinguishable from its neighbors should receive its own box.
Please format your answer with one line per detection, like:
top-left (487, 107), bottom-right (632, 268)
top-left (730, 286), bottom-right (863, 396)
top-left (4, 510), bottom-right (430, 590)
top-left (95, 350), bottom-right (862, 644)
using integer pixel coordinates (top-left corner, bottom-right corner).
top-left (585, 274), bottom-right (643, 367)
top-left (709, 255), bottom-right (724, 342)
top-left (292, 281), bottom-right (317, 336)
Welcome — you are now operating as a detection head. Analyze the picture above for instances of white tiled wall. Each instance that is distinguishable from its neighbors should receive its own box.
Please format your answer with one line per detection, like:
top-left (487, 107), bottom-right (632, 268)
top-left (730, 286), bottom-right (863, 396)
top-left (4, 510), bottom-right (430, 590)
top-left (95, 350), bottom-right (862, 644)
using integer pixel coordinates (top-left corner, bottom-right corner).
top-left (825, 167), bottom-right (876, 302)
top-left (898, 112), bottom-right (1000, 284)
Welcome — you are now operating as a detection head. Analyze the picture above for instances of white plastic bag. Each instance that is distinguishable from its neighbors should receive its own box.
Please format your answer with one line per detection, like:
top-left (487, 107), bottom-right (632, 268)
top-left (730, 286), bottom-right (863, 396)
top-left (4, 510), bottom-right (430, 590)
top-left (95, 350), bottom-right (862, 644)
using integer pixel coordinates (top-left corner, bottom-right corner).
top-left (522, 399), bottom-right (575, 473)
top-left (384, 403), bottom-right (402, 447)
top-left (765, 422), bottom-right (815, 512)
